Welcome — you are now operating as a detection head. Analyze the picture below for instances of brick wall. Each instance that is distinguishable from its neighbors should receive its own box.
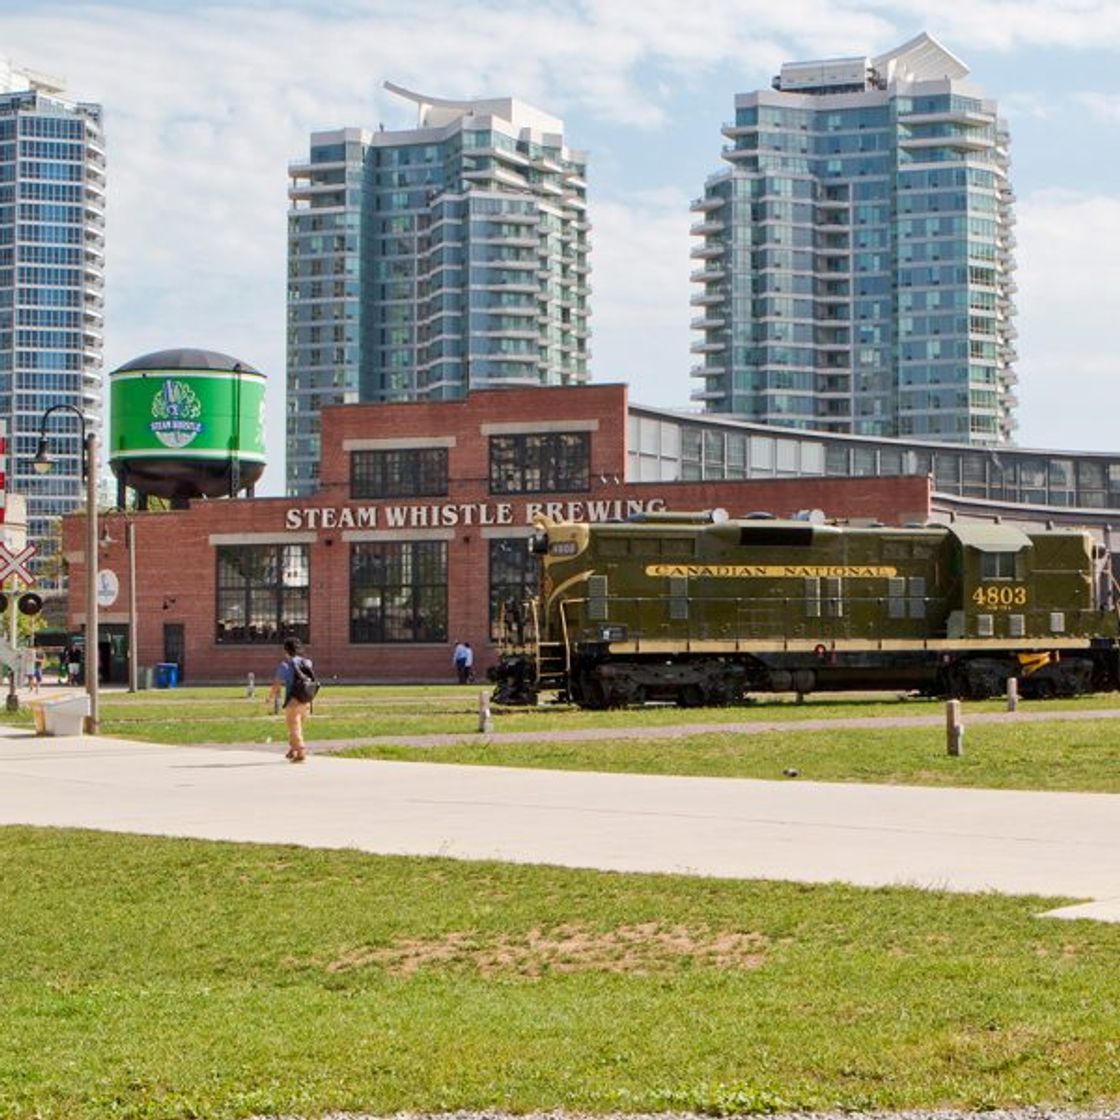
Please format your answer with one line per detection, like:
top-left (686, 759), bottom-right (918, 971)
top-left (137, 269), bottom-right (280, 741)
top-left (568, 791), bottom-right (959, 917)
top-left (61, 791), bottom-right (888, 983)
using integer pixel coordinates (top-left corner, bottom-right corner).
top-left (64, 385), bottom-right (931, 684)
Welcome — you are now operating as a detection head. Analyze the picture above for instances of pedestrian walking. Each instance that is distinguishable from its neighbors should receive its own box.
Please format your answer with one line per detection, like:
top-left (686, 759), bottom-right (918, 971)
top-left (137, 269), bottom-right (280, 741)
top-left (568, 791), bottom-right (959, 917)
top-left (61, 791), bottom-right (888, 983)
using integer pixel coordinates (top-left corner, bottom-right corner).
top-left (268, 637), bottom-right (317, 763)
top-left (453, 640), bottom-right (470, 684)
top-left (26, 650), bottom-right (44, 694)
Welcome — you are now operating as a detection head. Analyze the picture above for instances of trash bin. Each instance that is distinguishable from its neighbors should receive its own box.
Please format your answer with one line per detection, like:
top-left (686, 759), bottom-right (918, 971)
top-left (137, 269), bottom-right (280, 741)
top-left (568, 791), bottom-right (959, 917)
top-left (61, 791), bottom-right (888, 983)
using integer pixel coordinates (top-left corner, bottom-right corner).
top-left (155, 662), bottom-right (179, 688)
top-left (140, 665), bottom-right (154, 690)
top-left (31, 694), bottom-right (91, 736)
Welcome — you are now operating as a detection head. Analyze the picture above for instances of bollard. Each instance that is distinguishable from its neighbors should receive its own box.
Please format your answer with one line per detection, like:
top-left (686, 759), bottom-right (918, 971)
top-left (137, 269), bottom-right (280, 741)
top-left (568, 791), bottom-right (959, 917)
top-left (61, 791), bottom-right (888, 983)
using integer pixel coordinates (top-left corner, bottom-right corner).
top-left (1006, 677), bottom-right (1018, 712)
top-left (946, 698), bottom-right (964, 756)
top-left (246, 671), bottom-right (256, 699)
top-left (478, 689), bottom-right (494, 734)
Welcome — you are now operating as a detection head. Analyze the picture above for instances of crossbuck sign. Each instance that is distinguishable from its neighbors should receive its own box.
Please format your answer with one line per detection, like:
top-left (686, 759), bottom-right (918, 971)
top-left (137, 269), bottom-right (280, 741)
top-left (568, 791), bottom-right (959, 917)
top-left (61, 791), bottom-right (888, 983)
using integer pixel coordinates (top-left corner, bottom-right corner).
top-left (0, 543), bottom-right (36, 586)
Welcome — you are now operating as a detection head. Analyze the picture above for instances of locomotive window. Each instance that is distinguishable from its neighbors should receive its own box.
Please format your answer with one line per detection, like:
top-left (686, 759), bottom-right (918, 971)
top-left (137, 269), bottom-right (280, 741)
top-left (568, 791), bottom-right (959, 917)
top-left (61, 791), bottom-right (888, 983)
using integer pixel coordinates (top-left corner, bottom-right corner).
top-left (660, 538), bottom-right (693, 558)
top-left (980, 552), bottom-right (1017, 580)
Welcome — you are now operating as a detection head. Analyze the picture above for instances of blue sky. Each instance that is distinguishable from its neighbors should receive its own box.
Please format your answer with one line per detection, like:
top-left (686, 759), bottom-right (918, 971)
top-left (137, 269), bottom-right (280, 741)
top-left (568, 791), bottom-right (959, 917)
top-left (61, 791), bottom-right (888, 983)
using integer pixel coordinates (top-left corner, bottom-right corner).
top-left (8, 0), bottom-right (1120, 495)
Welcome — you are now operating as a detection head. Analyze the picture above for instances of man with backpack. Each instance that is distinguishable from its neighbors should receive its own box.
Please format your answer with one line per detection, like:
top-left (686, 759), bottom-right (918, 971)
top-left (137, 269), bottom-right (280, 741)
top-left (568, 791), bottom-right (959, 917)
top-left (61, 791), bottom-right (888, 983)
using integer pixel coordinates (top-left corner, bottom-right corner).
top-left (268, 636), bottom-right (318, 763)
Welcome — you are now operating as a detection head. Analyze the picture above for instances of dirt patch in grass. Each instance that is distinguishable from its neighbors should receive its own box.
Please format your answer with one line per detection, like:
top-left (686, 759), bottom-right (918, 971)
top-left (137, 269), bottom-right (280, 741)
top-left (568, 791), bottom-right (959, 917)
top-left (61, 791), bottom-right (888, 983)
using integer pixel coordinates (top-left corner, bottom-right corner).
top-left (326, 921), bottom-right (770, 978)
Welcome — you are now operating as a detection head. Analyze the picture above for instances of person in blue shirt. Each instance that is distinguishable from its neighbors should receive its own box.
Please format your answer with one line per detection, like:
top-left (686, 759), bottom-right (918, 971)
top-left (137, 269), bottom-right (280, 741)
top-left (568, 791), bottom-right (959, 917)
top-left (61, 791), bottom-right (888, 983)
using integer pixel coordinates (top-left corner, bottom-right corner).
top-left (453, 640), bottom-right (470, 683)
top-left (268, 636), bottom-right (314, 763)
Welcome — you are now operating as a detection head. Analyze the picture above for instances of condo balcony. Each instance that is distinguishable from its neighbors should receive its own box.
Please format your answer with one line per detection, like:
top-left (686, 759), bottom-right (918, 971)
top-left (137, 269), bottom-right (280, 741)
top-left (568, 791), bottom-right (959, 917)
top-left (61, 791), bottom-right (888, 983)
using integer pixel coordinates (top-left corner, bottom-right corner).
top-left (690, 316), bottom-right (727, 331)
top-left (689, 244), bottom-right (725, 260)
top-left (896, 109), bottom-right (992, 127)
top-left (690, 219), bottom-right (725, 236)
top-left (288, 158), bottom-right (346, 177)
top-left (478, 145), bottom-right (531, 168)
top-left (690, 196), bottom-right (725, 213)
top-left (690, 267), bottom-right (727, 283)
top-left (898, 134), bottom-right (991, 152)
top-left (689, 367), bottom-right (726, 382)
top-left (690, 291), bottom-right (726, 306)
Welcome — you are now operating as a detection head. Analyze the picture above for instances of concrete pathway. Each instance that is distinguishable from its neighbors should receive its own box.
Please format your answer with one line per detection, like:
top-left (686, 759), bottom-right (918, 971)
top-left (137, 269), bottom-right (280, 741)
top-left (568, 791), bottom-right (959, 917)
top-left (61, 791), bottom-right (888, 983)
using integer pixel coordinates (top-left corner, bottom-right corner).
top-left (2, 718), bottom-right (1119, 923)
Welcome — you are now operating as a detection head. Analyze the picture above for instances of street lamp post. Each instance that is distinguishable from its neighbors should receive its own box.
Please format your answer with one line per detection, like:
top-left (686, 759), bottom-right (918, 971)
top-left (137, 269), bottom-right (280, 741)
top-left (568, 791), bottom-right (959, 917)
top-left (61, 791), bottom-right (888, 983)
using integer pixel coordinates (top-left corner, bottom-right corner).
top-left (127, 517), bottom-right (138, 693)
top-left (33, 405), bottom-right (98, 734)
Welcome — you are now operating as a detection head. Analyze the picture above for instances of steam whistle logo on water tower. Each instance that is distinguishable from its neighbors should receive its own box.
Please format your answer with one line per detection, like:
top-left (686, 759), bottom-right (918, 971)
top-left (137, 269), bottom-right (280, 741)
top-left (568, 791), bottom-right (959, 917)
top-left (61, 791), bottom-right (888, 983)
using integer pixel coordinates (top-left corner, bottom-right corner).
top-left (150, 380), bottom-right (204, 449)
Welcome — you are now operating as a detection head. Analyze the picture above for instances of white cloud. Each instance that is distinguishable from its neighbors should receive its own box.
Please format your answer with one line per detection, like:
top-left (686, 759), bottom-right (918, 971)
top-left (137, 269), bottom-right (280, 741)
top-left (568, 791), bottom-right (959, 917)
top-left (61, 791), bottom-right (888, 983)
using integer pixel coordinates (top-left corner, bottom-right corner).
top-left (1013, 188), bottom-right (1120, 450)
top-left (998, 91), bottom-right (1057, 122)
top-left (1072, 91), bottom-right (1120, 123)
top-left (6, 0), bottom-right (1120, 496)
top-left (881, 0), bottom-right (1120, 51)
top-left (589, 188), bottom-right (694, 407)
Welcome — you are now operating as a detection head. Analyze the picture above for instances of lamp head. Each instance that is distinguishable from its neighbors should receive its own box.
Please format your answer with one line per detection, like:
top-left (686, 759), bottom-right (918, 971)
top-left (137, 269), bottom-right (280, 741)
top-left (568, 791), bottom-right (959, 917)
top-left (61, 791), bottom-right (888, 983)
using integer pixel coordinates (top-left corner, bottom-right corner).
top-left (32, 437), bottom-right (53, 475)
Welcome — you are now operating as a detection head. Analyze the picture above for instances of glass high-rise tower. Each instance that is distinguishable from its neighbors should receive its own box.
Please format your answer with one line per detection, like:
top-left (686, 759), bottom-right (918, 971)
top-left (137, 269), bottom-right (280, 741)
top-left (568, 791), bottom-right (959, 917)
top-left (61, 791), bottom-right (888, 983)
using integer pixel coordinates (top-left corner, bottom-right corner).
top-left (286, 84), bottom-right (590, 494)
top-left (691, 33), bottom-right (1015, 444)
top-left (0, 61), bottom-right (104, 553)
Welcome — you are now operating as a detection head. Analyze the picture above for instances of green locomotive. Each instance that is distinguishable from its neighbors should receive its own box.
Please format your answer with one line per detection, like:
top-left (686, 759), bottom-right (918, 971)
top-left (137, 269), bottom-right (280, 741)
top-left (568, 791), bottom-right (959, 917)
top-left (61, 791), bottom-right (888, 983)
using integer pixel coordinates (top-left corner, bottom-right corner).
top-left (492, 511), bottom-right (1120, 708)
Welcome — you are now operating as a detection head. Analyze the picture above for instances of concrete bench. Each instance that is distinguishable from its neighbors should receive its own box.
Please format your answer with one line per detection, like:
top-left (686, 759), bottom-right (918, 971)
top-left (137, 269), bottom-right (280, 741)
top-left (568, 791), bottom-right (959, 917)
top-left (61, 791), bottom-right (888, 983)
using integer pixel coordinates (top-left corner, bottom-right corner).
top-left (30, 694), bottom-right (91, 736)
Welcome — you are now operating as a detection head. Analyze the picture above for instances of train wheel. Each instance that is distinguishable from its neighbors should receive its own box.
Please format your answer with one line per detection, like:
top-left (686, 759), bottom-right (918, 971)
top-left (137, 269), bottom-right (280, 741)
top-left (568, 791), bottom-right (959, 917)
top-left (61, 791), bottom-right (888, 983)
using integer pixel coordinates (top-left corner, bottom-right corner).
top-left (677, 684), bottom-right (706, 708)
top-left (586, 677), bottom-right (610, 710)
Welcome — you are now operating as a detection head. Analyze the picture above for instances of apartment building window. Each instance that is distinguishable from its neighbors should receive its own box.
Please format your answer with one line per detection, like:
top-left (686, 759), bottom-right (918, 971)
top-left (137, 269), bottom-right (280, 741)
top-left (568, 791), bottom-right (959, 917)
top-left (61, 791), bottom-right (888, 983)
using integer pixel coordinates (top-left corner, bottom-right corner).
top-left (216, 544), bottom-right (310, 644)
top-left (350, 447), bottom-right (448, 499)
top-left (350, 541), bottom-right (447, 643)
top-left (489, 538), bottom-right (541, 640)
top-left (489, 432), bottom-right (590, 494)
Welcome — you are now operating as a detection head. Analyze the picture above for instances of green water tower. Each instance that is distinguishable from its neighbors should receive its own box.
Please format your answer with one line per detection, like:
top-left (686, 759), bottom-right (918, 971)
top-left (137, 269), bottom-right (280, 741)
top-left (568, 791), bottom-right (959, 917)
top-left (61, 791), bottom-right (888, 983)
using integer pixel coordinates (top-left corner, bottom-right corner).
top-left (109, 348), bottom-right (266, 507)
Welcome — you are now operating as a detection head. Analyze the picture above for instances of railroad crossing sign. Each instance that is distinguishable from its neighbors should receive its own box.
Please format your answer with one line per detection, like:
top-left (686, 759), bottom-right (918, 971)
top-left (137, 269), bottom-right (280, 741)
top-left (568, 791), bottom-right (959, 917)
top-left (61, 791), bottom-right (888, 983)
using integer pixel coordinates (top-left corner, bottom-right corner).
top-left (0, 543), bottom-right (36, 586)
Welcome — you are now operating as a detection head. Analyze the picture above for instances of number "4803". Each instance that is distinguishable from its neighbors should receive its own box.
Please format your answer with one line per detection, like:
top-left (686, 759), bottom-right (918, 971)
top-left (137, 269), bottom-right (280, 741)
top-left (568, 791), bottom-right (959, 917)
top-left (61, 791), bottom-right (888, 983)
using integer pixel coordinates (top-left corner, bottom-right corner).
top-left (972, 584), bottom-right (1027, 608)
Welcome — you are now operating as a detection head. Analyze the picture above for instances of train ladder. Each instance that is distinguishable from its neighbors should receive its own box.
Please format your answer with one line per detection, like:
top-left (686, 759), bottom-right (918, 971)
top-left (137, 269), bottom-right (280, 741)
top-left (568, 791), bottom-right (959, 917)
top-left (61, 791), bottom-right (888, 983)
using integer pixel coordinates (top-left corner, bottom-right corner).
top-left (532, 600), bottom-right (569, 691)
top-left (536, 642), bottom-right (567, 690)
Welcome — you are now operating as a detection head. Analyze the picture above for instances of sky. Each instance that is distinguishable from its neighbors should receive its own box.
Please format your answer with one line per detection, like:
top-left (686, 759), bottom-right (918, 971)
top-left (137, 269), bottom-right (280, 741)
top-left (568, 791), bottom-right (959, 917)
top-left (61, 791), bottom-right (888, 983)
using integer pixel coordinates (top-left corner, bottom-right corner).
top-left (7, 0), bottom-right (1120, 496)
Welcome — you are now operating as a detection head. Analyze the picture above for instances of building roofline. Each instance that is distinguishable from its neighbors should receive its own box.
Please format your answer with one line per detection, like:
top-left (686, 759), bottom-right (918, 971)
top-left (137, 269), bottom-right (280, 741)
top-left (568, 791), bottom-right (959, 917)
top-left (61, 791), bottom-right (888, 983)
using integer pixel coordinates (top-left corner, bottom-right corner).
top-left (383, 80), bottom-right (564, 137)
top-left (626, 401), bottom-right (1117, 462)
top-left (872, 32), bottom-right (970, 82)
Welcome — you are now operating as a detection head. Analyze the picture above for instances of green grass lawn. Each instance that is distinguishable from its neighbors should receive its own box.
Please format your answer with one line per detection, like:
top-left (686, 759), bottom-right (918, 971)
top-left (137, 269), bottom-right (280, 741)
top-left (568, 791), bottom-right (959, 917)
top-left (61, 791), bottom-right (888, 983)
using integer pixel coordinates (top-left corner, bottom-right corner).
top-left (341, 718), bottom-right (1120, 793)
top-left (3, 827), bottom-right (1120, 1120)
top-left (6, 683), bottom-right (1120, 747)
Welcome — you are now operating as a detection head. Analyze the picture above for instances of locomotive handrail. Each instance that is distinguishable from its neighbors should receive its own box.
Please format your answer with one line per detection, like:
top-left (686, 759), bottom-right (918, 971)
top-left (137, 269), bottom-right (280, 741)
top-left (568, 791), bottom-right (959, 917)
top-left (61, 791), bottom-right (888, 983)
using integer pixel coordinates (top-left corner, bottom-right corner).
top-left (557, 598), bottom-right (573, 681)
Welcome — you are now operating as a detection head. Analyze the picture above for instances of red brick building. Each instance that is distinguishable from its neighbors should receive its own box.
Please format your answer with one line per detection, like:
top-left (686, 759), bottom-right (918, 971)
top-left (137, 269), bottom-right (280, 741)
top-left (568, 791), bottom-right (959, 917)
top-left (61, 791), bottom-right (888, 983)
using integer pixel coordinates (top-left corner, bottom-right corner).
top-left (64, 384), bottom-right (931, 684)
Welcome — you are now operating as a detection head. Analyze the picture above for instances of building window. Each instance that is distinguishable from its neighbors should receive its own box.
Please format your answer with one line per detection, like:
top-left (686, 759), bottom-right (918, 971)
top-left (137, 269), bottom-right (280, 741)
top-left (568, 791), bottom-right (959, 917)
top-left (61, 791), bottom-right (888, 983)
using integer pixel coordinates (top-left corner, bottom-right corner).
top-left (489, 432), bottom-right (590, 494)
top-left (216, 544), bottom-right (309, 644)
top-left (351, 447), bottom-right (448, 498)
top-left (489, 538), bottom-right (541, 640)
top-left (350, 541), bottom-right (447, 643)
